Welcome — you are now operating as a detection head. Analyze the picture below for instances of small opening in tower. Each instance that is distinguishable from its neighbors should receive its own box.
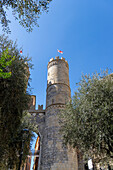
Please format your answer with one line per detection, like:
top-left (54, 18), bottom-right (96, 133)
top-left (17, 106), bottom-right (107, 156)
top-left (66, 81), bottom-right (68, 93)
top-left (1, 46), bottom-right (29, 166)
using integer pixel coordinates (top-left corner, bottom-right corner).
top-left (52, 99), bottom-right (54, 104)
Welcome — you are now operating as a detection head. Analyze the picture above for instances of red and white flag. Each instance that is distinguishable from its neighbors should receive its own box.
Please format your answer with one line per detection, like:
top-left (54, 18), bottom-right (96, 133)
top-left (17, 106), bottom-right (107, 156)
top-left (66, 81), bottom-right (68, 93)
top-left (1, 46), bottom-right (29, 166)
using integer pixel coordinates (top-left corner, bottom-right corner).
top-left (57, 49), bottom-right (63, 54)
top-left (20, 50), bottom-right (22, 54)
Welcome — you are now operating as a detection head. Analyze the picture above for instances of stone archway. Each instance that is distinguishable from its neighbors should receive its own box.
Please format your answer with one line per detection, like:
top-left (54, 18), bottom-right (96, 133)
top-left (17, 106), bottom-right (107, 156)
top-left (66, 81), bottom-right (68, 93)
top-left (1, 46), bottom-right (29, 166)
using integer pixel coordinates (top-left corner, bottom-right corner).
top-left (32, 133), bottom-right (41, 170)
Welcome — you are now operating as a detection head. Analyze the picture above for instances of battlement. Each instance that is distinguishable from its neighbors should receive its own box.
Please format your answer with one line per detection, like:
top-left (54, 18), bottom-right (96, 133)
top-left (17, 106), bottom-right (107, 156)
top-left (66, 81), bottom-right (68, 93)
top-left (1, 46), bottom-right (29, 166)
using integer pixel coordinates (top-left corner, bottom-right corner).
top-left (48, 56), bottom-right (69, 69)
top-left (38, 105), bottom-right (44, 110)
top-left (49, 56), bottom-right (67, 62)
top-left (29, 104), bottom-right (45, 114)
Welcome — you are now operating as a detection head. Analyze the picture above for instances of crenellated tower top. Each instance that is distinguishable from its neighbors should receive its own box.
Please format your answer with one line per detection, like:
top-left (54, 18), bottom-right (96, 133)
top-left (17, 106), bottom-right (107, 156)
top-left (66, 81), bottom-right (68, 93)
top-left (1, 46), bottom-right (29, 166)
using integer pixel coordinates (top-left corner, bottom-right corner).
top-left (47, 56), bottom-right (69, 69)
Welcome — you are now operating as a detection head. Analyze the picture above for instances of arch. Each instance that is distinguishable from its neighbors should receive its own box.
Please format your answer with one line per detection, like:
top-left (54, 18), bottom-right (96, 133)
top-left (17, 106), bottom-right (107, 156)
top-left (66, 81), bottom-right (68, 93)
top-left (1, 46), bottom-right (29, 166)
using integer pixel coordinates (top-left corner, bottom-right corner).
top-left (31, 132), bottom-right (42, 170)
top-left (22, 131), bottom-right (42, 170)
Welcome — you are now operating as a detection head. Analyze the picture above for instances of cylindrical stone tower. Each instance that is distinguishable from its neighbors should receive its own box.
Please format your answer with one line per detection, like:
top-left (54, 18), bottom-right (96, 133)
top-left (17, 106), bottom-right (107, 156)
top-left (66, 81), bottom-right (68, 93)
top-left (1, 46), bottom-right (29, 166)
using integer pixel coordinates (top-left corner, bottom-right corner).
top-left (46, 56), bottom-right (71, 107)
top-left (40, 56), bottom-right (78, 170)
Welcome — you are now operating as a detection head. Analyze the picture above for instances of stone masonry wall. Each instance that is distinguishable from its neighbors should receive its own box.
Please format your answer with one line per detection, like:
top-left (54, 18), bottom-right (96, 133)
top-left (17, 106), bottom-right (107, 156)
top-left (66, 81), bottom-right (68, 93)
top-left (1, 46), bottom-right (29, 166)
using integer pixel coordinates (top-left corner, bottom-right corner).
top-left (29, 57), bottom-right (84, 170)
top-left (40, 105), bottom-right (78, 170)
top-left (40, 57), bottom-right (78, 170)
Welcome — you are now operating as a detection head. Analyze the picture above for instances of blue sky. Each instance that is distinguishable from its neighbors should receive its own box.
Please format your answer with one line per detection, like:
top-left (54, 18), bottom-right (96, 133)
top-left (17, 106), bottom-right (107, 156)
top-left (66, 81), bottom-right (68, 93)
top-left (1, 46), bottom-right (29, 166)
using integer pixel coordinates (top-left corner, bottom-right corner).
top-left (30, 132), bottom-right (38, 170)
top-left (1, 0), bottom-right (113, 109)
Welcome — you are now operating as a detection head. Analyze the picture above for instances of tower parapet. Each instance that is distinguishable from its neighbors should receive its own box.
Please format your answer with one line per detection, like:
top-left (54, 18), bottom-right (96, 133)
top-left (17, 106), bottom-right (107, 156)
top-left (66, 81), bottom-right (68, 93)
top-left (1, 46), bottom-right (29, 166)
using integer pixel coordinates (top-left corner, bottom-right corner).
top-left (48, 56), bottom-right (69, 69)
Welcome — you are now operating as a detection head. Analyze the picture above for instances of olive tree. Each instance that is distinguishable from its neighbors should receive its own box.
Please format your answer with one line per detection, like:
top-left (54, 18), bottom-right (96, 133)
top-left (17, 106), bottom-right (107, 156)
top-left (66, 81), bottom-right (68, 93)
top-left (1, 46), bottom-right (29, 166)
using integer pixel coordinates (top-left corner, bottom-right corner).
top-left (0, 35), bottom-right (37, 169)
top-left (61, 70), bottom-right (113, 166)
top-left (0, 0), bottom-right (52, 33)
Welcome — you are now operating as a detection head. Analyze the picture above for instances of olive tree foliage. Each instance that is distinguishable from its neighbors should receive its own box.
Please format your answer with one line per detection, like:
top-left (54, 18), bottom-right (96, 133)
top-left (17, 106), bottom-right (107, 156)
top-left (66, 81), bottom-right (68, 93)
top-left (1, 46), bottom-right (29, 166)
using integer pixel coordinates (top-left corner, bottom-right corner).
top-left (0, 35), bottom-right (38, 169)
top-left (0, 47), bottom-right (15, 78)
top-left (60, 70), bottom-right (113, 166)
top-left (0, 0), bottom-right (52, 33)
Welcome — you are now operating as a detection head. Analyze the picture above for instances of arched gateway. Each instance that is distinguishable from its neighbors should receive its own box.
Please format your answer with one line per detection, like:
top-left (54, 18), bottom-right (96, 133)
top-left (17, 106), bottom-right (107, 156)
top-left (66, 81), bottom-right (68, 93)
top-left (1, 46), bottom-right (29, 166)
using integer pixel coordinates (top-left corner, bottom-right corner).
top-left (29, 57), bottom-right (84, 170)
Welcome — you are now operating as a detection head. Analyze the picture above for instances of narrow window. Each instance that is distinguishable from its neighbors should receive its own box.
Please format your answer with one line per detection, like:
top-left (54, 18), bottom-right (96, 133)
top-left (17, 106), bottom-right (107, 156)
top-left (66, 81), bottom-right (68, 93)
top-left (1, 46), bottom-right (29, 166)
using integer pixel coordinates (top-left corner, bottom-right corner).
top-left (52, 99), bottom-right (54, 104)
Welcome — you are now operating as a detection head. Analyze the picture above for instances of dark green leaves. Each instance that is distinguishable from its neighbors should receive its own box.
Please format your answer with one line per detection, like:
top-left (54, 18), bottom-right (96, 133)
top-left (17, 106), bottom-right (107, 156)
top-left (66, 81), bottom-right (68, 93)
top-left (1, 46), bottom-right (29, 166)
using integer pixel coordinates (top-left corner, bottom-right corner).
top-left (61, 70), bottom-right (113, 166)
top-left (0, 35), bottom-right (35, 169)
top-left (0, 0), bottom-right (52, 33)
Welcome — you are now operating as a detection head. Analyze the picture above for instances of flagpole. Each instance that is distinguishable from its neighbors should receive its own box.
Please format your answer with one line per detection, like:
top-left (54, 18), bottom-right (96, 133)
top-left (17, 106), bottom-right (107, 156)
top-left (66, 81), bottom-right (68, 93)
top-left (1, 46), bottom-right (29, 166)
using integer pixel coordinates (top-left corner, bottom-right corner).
top-left (57, 52), bottom-right (58, 56)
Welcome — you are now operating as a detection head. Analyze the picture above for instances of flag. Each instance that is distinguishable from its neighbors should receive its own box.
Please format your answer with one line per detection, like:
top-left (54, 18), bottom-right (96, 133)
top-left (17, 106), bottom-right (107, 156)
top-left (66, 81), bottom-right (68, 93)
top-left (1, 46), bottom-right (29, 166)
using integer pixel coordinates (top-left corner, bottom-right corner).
top-left (57, 49), bottom-right (63, 54)
top-left (20, 50), bottom-right (22, 54)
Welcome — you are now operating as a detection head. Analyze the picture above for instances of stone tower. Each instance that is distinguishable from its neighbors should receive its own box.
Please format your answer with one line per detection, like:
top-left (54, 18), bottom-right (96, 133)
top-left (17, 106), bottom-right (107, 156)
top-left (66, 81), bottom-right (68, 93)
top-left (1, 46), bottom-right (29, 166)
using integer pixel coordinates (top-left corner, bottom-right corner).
top-left (40, 56), bottom-right (78, 170)
top-left (29, 57), bottom-right (80, 170)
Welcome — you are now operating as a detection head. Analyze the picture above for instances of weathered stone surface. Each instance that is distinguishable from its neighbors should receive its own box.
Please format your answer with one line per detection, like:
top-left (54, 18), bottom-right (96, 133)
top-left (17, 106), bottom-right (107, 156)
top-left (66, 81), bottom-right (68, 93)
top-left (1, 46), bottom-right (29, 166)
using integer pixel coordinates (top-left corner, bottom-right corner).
top-left (29, 57), bottom-right (84, 170)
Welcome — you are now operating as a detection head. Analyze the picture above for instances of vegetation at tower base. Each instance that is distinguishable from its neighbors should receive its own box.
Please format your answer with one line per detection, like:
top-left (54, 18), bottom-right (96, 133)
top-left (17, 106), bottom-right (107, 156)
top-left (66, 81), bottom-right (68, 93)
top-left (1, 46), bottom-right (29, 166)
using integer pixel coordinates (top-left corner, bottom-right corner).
top-left (0, 0), bottom-right (52, 33)
top-left (0, 35), bottom-right (38, 169)
top-left (61, 70), bottom-right (113, 167)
